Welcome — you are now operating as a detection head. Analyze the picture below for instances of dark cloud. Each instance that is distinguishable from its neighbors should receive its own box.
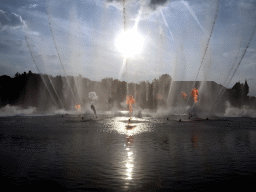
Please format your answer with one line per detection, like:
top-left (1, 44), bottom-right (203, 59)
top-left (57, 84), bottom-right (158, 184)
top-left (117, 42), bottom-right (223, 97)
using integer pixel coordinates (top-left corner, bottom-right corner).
top-left (149, 0), bottom-right (169, 10)
top-left (105, 0), bottom-right (173, 18)
top-left (105, 0), bottom-right (172, 9)
top-left (0, 9), bottom-right (26, 31)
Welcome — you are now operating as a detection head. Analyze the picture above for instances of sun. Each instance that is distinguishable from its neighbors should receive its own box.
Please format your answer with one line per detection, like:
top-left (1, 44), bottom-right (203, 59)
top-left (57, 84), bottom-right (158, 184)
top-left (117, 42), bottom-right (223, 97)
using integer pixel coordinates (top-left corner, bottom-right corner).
top-left (116, 30), bottom-right (144, 58)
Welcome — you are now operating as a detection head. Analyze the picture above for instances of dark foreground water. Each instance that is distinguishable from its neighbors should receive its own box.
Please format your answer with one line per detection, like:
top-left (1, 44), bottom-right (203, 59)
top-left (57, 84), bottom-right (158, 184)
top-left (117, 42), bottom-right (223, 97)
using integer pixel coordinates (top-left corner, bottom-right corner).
top-left (0, 113), bottom-right (256, 191)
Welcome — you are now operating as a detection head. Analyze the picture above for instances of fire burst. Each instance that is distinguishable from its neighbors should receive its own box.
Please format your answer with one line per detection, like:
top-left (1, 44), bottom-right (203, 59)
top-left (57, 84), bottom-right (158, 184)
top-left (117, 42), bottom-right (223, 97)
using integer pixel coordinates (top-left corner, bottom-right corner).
top-left (126, 95), bottom-right (135, 116)
top-left (191, 88), bottom-right (199, 103)
top-left (156, 93), bottom-right (163, 100)
top-left (75, 104), bottom-right (81, 111)
top-left (181, 91), bottom-right (187, 100)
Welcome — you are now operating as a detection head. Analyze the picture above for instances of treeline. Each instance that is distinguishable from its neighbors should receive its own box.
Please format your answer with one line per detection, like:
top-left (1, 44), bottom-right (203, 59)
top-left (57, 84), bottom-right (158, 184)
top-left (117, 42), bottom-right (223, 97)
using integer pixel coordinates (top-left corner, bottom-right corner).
top-left (0, 71), bottom-right (173, 111)
top-left (1, 71), bottom-right (255, 112)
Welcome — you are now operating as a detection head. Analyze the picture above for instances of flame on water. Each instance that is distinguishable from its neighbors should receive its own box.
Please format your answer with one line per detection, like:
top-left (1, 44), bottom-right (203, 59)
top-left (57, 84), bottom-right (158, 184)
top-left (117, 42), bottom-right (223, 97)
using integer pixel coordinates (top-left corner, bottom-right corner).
top-left (126, 95), bottom-right (135, 115)
top-left (191, 88), bottom-right (199, 103)
top-left (181, 91), bottom-right (188, 100)
top-left (156, 93), bottom-right (163, 100)
top-left (75, 104), bottom-right (81, 111)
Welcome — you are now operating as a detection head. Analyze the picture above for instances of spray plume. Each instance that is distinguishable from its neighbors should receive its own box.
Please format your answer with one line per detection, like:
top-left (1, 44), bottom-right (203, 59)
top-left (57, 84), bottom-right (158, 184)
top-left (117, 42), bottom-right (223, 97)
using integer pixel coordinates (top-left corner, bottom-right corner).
top-left (46, 6), bottom-right (81, 107)
top-left (25, 36), bottom-right (59, 109)
top-left (133, 9), bottom-right (141, 31)
top-left (181, 0), bottom-right (206, 34)
top-left (187, 0), bottom-right (220, 105)
top-left (122, 0), bottom-right (126, 32)
top-left (160, 9), bottom-right (174, 40)
top-left (88, 92), bottom-right (98, 102)
top-left (193, 0), bottom-right (219, 83)
top-left (91, 104), bottom-right (97, 116)
top-left (214, 43), bottom-right (242, 106)
top-left (37, 35), bottom-right (66, 110)
top-left (88, 92), bottom-right (98, 116)
top-left (223, 42), bottom-right (242, 87)
top-left (214, 24), bottom-right (256, 109)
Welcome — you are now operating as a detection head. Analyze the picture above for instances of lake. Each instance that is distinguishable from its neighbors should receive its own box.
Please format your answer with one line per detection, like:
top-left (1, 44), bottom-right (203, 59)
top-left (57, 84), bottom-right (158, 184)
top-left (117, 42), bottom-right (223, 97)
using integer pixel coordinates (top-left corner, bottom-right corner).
top-left (0, 113), bottom-right (256, 191)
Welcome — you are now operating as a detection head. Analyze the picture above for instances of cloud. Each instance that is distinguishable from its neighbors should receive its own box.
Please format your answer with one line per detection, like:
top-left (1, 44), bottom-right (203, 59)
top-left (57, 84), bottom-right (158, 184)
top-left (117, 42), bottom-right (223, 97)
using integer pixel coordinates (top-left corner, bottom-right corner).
top-left (105, 0), bottom-right (173, 19)
top-left (0, 9), bottom-right (27, 31)
top-left (149, 0), bottom-right (169, 10)
top-left (238, 1), bottom-right (255, 9)
top-left (25, 30), bottom-right (40, 36)
top-left (29, 4), bottom-right (39, 9)
top-left (223, 48), bottom-right (256, 58)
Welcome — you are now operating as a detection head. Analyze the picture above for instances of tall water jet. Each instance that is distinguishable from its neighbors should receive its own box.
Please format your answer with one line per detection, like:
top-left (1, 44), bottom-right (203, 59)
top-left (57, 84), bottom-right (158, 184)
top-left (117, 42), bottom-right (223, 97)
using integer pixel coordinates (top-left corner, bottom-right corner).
top-left (214, 23), bottom-right (256, 111)
top-left (188, 0), bottom-right (220, 106)
top-left (25, 36), bottom-right (59, 110)
top-left (67, 5), bottom-right (84, 107)
top-left (37, 35), bottom-right (66, 110)
top-left (47, 3), bottom-right (80, 108)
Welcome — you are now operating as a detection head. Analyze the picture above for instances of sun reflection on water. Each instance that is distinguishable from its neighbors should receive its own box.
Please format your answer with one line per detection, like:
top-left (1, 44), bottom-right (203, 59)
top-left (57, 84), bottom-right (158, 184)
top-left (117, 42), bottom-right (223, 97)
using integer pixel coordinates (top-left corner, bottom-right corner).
top-left (105, 116), bottom-right (153, 135)
top-left (125, 122), bottom-right (135, 181)
top-left (105, 116), bottom-right (152, 185)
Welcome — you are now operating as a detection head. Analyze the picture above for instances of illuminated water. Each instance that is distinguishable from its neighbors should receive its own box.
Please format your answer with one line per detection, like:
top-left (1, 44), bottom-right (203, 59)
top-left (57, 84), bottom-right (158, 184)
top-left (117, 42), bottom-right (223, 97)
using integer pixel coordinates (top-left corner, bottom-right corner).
top-left (0, 114), bottom-right (256, 191)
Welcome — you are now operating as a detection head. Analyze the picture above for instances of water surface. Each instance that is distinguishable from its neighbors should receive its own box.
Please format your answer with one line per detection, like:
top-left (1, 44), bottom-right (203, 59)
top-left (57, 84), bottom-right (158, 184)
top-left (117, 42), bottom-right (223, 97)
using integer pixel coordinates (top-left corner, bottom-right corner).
top-left (0, 114), bottom-right (256, 191)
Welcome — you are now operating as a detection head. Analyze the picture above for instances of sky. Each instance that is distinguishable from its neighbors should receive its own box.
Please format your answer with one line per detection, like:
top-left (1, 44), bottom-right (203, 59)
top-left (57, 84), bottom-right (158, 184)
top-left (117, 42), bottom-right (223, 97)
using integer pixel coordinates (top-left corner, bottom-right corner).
top-left (0, 0), bottom-right (256, 96)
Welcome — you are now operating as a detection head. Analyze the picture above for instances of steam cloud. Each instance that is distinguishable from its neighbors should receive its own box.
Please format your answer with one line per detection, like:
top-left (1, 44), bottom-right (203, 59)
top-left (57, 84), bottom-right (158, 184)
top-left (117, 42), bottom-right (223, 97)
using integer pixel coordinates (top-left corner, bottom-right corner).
top-left (0, 105), bottom-right (36, 116)
top-left (224, 101), bottom-right (256, 117)
top-left (88, 92), bottom-right (98, 101)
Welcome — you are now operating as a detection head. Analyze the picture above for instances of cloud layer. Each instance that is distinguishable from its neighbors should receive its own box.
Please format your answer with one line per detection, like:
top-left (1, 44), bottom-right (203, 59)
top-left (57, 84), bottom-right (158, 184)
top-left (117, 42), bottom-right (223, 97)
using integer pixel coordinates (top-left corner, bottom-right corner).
top-left (0, 9), bottom-right (26, 31)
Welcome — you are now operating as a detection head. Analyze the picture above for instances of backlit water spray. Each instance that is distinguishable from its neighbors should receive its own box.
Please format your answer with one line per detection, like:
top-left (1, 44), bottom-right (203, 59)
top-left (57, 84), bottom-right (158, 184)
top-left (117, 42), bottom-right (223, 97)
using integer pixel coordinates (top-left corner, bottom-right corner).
top-left (25, 36), bottom-right (59, 109)
top-left (187, 0), bottom-right (220, 106)
top-left (89, 92), bottom-right (98, 117)
top-left (46, 4), bottom-right (82, 109)
top-left (37, 35), bottom-right (66, 110)
top-left (214, 23), bottom-right (256, 111)
top-left (160, 9), bottom-right (174, 40)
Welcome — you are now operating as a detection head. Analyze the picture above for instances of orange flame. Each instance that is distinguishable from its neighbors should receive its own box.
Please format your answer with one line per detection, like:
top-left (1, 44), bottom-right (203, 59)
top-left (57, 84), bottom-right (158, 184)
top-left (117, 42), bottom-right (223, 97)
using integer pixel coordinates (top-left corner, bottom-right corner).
top-left (156, 93), bottom-right (163, 100)
top-left (126, 95), bottom-right (135, 115)
top-left (191, 88), bottom-right (199, 103)
top-left (75, 104), bottom-right (81, 111)
top-left (181, 91), bottom-right (187, 100)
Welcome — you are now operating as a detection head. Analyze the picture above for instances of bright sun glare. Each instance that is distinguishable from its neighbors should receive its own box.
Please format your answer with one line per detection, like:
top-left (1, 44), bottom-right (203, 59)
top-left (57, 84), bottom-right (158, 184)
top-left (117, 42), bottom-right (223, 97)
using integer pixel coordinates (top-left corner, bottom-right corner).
top-left (116, 30), bottom-right (144, 58)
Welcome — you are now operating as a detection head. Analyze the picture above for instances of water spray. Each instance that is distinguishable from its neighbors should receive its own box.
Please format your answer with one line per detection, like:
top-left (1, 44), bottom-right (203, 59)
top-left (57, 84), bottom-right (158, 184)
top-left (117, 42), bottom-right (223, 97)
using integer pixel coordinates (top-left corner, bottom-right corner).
top-left (160, 9), bottom-right (174, 40)
top-left (181, 0), bottom-right (207, 34)
top-left (37, 35), bottom-right (66, 110)
top-left (47, 7), bottom-right (82, 110)
top-left (214, 24), bottom-right (256, 111)
top-left (214, 42), bottom-right (242, 107)
top-left (25, 36), bottom-right (59, 109)
top-left (89, 92), bottom-right (98, 118)
top-left (122, 0), bottom-right (130, 115)
top-left (187, 0), bottom-right (220, 106)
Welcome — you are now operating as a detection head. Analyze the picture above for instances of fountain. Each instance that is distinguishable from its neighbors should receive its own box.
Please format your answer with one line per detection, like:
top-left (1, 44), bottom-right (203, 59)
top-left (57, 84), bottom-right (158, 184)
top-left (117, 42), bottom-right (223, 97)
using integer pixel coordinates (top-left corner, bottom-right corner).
top-left (1, 0), bottom-right (256, 117)
top-left (2, 2), bottom-right (256, 191)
